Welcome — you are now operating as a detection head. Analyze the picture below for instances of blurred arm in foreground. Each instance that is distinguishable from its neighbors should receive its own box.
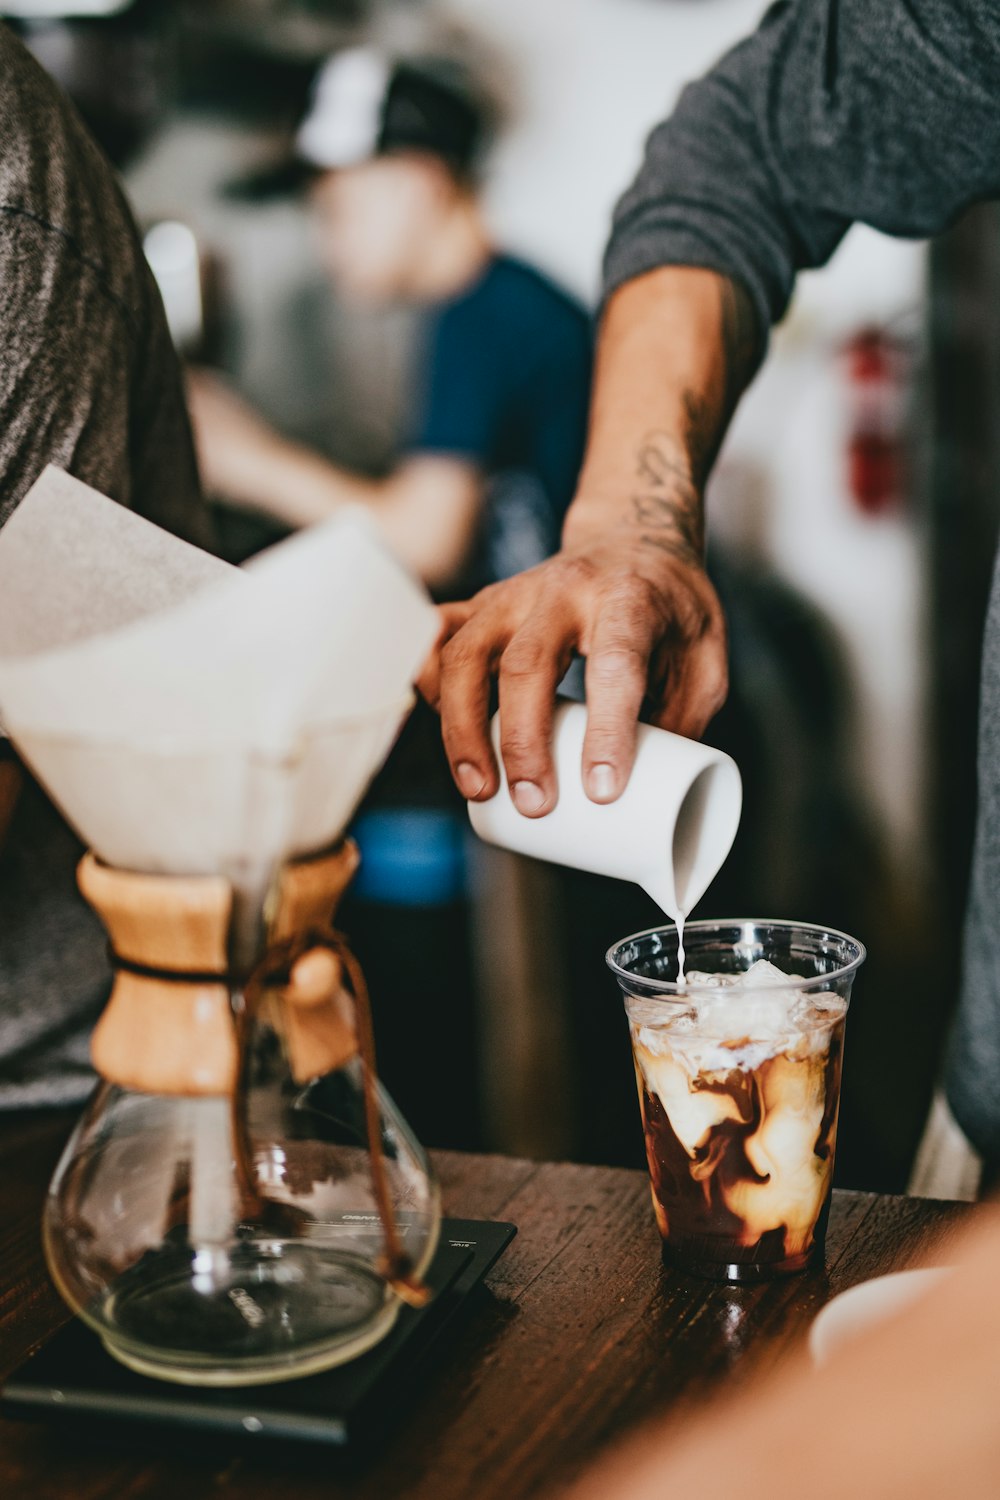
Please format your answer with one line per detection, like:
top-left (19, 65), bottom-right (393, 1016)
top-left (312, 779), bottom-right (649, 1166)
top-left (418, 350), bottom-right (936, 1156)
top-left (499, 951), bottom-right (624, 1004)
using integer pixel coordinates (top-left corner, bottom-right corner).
top-left (0, 23), bottom-right (204, 1108)
top-left (561, 1209), bottom-right (1000, 1500)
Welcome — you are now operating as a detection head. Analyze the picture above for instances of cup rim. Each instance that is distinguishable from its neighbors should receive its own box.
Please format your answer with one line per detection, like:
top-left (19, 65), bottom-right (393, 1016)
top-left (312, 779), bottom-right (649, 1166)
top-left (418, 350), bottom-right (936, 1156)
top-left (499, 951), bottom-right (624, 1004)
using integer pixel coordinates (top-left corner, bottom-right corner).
top-left (606, 917), bottom-right (867, 995)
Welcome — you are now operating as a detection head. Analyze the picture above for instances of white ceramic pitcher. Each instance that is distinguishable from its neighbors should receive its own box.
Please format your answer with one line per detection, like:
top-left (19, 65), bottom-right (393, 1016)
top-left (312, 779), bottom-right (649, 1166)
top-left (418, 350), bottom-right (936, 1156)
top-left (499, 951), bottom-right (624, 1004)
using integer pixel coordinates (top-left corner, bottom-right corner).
top-left (468, 701), bottom-right (741, 921)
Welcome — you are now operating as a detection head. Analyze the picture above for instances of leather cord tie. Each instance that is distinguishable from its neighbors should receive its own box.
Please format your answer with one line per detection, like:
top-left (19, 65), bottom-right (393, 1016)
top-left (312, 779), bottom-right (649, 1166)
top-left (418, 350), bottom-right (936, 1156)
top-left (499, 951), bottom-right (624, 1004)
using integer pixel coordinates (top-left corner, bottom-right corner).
top-left (245, 924), bottom-right (430, 1308)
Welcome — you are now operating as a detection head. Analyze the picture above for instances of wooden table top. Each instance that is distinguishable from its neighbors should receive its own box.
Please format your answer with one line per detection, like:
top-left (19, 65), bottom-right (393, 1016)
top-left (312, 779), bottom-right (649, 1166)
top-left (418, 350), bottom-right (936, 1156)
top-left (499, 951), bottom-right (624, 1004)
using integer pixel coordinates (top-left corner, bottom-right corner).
top-left (0, 1111), bottom-right (975, 1499)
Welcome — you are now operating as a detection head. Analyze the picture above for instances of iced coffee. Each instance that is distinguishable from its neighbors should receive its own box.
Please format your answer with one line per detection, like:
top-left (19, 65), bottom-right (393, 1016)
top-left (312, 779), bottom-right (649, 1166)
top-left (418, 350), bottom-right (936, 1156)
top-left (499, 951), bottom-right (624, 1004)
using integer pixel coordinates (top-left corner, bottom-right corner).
top-left (608, 922), bottom-right (864, 1282)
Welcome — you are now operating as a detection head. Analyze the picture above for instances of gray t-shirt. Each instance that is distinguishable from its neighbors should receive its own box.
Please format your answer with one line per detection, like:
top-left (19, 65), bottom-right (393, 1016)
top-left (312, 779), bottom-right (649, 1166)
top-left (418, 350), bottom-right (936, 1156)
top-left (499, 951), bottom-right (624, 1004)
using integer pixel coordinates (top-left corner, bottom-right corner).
top-left (0, 25), bottom-right (204, 1107)
top-left (602, 0), bottom-right (1000, 1160)
top-left (605, 0), bottom-right (1000, 333)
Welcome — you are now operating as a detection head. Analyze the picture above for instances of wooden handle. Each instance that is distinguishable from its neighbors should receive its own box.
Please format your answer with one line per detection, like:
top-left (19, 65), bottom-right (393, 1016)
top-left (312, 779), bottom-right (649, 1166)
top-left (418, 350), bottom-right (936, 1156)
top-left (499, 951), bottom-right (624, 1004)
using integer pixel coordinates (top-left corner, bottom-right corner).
top-left (78, 852), bottom-right (231, 970)
top-left (91, 976), bottom-right (237, 1096)
top-left (80, 853), bottom-right (236, 1096)
top-left (79, 843), bottom-right (361, 1094)
top-left (270, 840), bottom-right (360, 940)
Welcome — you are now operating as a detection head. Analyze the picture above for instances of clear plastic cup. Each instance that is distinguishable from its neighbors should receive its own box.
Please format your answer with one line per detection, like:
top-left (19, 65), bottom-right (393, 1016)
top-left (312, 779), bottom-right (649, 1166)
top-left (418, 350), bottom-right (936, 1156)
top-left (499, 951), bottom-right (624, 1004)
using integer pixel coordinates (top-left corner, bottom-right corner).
top-left (608, 920), bottom-right (865, 1283)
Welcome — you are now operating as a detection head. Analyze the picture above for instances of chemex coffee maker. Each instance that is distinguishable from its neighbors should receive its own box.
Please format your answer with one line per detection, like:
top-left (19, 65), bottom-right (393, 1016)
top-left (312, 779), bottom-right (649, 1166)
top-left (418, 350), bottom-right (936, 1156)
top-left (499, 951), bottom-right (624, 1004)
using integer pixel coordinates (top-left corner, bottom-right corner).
top-left (43, 836), bottom-right (439, 1387)
top-left (0, 468), bottom-right (443, 1387)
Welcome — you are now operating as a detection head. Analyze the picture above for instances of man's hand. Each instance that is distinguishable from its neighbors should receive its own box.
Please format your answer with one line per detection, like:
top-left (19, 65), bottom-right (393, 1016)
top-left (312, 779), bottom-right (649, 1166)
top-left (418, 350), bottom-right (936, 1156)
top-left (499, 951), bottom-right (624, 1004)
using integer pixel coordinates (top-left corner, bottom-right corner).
top-left (419, 525), bottom-right (727, 816)
top-left (420, 266), bottom-right (758, 814)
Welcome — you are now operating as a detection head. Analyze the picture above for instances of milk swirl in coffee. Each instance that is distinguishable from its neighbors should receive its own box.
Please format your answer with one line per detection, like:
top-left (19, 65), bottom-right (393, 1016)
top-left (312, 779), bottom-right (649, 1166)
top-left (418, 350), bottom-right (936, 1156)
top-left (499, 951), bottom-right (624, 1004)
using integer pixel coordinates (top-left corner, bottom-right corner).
top-left (627, 961), bottom-right (847, 1276)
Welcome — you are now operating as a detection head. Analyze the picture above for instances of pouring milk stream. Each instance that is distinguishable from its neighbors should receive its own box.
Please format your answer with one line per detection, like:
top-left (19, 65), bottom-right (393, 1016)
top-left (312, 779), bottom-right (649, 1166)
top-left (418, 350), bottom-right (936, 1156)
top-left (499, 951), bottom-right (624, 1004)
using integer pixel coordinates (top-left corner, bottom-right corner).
top-left (467, 701), bottom-right (742, 980)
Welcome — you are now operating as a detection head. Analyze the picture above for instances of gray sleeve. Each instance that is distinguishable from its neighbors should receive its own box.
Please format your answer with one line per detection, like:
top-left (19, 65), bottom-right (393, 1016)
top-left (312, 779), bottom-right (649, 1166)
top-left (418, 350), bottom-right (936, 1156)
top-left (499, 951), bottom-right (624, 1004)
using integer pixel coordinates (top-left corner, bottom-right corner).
top-left (604, 0), bottom-right (1000, 338)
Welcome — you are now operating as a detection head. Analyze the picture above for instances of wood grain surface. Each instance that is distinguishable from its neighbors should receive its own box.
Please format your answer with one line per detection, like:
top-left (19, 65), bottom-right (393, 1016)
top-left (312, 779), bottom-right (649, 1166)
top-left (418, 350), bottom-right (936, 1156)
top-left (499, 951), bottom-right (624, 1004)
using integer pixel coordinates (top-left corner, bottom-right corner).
top-left (0, 1113), bottom-right (974, 1499)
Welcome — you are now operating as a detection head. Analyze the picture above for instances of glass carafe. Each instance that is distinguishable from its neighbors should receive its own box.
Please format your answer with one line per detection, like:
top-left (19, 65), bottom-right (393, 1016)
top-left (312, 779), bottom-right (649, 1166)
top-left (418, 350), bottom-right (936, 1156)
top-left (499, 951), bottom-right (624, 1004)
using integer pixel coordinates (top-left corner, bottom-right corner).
top-left (43, 843), bottom-right (440, 1386)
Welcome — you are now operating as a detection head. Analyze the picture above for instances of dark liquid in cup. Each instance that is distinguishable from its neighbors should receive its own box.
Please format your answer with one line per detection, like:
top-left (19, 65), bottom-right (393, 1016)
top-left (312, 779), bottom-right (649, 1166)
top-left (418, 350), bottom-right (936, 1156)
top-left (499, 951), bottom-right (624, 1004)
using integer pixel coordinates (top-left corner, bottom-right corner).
top-left (629, 978), bottom-right (846, 1281)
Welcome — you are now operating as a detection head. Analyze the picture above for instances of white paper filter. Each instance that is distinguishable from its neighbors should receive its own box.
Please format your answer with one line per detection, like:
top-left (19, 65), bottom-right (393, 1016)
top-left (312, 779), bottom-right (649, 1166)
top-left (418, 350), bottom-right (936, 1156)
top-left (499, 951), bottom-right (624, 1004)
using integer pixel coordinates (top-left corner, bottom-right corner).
top-left (0, 467), bottom-right (438, 881)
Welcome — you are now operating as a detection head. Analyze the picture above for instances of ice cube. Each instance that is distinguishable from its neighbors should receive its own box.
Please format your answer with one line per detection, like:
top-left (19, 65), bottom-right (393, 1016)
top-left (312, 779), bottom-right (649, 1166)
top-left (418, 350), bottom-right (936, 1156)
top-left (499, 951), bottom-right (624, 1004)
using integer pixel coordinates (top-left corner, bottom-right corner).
top-left (788, 990), bottom-right (848, 1028)
top-left (683, 969), bottom-right (740, 989)
top-left (740, 959), bottom-right (805, 989)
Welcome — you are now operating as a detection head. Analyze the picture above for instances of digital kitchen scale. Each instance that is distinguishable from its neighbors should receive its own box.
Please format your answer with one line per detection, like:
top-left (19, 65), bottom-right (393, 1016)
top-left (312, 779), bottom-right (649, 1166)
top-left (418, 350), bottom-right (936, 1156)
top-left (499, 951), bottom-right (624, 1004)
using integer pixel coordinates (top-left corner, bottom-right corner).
top-left (1, 1217), bottom-right (516, 1451)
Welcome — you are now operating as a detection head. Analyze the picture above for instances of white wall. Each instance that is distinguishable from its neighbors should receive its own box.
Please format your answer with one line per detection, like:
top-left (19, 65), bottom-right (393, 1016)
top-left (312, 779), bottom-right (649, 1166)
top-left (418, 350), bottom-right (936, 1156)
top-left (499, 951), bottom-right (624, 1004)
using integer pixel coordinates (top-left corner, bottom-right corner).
top-left (440, 0), bottom-right (769, 299)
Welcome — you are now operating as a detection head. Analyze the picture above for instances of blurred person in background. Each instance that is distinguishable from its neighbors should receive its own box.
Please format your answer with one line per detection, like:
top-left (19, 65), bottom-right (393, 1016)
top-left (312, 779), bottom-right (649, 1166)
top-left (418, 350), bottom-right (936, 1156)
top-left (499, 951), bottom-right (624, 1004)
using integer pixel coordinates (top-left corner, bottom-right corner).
top-left (188, 44), bottom-right (592, 1151)
top-left (0, 20), bottom-right (204, 1107)
top-left (424, 0), bottom-right (1000, 1186)
top-left (188, 46), bottom-right (593, 597)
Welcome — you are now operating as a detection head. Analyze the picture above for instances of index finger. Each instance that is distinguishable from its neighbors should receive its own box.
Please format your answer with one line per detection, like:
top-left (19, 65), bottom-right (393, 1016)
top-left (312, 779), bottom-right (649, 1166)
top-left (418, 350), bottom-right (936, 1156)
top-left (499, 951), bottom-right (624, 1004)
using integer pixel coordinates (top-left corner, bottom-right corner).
top-left (438, 620), bottom-right (505, 801)
top-left (416, 601), bottom-right (474, 711)
top-left (581, 584), bottom-right (659, 803)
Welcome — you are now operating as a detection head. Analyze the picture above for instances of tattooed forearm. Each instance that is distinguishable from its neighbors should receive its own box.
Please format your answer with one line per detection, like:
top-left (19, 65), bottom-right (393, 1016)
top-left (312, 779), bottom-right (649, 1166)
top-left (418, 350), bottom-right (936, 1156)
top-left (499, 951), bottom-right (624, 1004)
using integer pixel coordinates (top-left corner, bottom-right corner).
top-left (588, 271), bottom-right (760, 573)
top-left (629, 429), bottom-right (704, 567)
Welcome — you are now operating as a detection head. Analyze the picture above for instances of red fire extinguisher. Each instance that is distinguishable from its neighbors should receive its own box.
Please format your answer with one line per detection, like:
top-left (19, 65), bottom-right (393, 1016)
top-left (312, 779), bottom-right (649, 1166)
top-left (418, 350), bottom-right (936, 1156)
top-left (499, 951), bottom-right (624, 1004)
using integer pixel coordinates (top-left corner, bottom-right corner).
top-left (841, 328), bottom-right (908, 516)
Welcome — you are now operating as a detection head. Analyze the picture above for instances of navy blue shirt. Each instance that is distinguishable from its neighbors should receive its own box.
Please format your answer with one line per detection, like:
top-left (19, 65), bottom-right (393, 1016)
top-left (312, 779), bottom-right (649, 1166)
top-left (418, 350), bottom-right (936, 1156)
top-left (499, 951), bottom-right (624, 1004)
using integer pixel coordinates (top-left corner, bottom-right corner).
top-left (407, 253), bottom-right (592, 586)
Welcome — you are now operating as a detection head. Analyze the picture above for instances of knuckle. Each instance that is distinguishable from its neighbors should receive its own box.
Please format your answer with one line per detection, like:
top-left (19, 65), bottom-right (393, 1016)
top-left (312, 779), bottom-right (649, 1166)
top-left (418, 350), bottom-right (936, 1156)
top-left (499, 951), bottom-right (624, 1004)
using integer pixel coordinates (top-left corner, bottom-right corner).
top-left (441, 719), bottom-right (481, 760)
top-left (500, 634), bottom-right (550, 681)
top-left (548, 551), bottom-right (597, 593)
top-left (471, 579), bottom-right (507, 610)
top-left (706, 653), bottom-right (729, 695)
top-left (498, 727), bottom-right (537, 761)
top-left (498, 730), bottom-right (544, 773)
top-left (600, 574), bottom-right (664, 631)
top-left (588, 644), bottom-right (647, 685)
top-left (603, 568), bottom-right (652, 603)
top-left (708, 671), bottom-right (729, 715)
top-left (699, 640), bottom-right (730, 699)
top-left (478, 564), bottom-right (544, 609)
top-left (440, 631), bottom-right (485, 674)
top-left (675, 595), bottom-right (712, 642)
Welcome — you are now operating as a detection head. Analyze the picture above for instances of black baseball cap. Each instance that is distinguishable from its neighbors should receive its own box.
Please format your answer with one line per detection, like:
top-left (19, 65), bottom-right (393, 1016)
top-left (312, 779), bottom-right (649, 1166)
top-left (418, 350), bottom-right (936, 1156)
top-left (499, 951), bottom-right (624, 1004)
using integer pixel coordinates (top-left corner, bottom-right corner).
top-left (295, 46), bottom-right (484, 180)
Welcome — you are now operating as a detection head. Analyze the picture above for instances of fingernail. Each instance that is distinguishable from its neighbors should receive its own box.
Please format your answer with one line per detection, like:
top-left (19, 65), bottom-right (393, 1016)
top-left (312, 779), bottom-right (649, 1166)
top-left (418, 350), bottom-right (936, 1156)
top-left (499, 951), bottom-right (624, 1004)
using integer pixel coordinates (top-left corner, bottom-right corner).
top-left (587, 763), bottom-right (618, 802)
top-left (456, 762), bottom-right (486, 799)
top-left (512, 780), bottom-right (546, 816)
